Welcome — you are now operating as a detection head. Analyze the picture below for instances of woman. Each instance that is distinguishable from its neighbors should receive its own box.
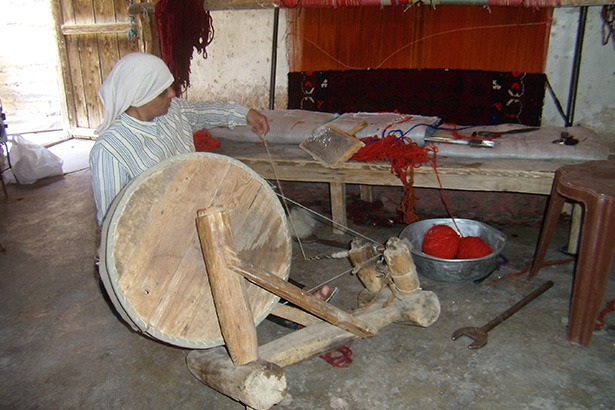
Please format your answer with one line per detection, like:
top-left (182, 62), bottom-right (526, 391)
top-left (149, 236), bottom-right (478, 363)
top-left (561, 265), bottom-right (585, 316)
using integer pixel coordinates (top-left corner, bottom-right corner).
top-left (89, 53), bottom-right (269, 228)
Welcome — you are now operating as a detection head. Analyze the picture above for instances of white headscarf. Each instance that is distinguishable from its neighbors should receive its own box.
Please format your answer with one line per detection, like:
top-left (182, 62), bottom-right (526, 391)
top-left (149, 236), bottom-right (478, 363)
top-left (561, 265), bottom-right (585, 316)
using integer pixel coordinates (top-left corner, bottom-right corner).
top-left (96, 53), bottom-right (175, 134)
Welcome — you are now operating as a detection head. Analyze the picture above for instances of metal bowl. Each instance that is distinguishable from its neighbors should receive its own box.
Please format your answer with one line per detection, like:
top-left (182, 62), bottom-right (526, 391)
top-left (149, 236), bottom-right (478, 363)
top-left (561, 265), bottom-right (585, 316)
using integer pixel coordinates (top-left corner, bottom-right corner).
top-left (399, 218), bottom-right (506, 283)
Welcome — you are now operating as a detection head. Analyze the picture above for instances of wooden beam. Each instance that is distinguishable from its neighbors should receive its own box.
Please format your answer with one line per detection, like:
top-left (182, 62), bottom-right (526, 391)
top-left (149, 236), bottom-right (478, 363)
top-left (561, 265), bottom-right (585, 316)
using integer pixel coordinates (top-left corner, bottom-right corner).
top-left (128, 3), bottom-right (156, 16)
top-left (196, 207), bottom-right (259, 365)
top-left (129, 0), bottom-right (614, 15)
top-left (187, 346), bottom-right (286, 410)
top-left (227, 251), bottom-right (377, 338)
top-left (258, 289), bottom-right (440, 368)
top-left (49, 0), bottom-right (75, 129)
top-left (61, 23), bottom-right (130, 36)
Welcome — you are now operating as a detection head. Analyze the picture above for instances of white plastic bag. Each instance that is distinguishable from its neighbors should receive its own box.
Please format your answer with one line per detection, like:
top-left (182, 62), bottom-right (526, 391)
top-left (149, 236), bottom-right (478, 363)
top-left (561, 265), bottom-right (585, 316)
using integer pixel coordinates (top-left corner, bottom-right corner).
top-left (10, 135), bottom-right (64, 184)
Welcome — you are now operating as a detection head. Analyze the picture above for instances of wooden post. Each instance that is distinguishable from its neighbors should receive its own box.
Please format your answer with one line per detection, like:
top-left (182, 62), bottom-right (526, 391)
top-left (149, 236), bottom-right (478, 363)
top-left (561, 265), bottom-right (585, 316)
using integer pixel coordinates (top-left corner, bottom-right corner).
top-left (195, 206), bottom-right (258, 365)
top-left (348, 238), bottom-right (385, 292)
top-left (359, 185), bottom-right (373, 202)
top-left (383, 237), bottom-right (421, 295)
top-left (330, 182), bottom-right (347, 235)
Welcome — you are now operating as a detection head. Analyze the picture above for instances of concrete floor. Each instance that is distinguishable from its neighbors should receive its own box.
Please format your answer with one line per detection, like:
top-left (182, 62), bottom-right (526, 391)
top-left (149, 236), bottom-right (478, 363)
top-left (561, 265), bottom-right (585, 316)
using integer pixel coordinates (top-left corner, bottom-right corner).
top-left (1, 139), bottom-right (614, 409)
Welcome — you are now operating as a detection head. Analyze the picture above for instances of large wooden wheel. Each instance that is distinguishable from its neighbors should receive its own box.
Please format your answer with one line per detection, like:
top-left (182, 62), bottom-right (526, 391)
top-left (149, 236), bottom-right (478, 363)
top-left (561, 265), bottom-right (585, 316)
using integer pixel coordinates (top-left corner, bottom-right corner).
top-left (99, 153), bottom-right (291, 349)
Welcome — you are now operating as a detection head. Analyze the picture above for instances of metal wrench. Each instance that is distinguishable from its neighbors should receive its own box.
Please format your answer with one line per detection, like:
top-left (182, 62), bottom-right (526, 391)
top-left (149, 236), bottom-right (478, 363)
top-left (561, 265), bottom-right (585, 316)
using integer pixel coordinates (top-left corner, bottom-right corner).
top-left (451, 280), bottom-right (554, 349)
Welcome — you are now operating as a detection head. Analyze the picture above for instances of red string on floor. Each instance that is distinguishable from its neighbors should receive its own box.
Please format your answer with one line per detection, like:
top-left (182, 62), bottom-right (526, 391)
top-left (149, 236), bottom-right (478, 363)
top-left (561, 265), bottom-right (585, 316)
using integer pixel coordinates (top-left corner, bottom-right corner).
top-left (595, 299), bottom-right (615, 331)
top-left (320, 344), bottom-right (353, 368)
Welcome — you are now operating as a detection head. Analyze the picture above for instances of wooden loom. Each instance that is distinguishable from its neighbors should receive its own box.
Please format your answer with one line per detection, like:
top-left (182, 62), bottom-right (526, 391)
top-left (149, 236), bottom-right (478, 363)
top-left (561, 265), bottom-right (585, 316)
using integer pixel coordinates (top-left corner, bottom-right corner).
top-left (99, 152), bottom-right (440, 409)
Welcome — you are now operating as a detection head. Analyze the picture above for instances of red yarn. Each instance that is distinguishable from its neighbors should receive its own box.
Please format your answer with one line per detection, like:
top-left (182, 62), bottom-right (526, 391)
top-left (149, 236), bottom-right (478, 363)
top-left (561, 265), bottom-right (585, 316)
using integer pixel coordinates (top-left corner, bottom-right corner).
top-left (352, 136), bottom-right (437, 224)
top-left (193, 129), bottom-right (221, 152)
top-left (595, 299), bottom-right (615, 331)
top-left (319, 344), bottom-right (353, 368)
top-left (155, 0), bottom-right (214, 96)
top-left (457, 236), bottom-right (493, 259)
top-left (422, 224), bottom-right (460, 259)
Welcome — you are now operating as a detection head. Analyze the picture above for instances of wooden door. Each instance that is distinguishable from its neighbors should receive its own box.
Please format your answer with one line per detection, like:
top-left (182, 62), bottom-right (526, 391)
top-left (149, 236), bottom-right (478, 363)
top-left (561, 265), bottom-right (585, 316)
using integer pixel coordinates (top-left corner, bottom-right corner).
top-left (50, 0), bottom-right (152, 137)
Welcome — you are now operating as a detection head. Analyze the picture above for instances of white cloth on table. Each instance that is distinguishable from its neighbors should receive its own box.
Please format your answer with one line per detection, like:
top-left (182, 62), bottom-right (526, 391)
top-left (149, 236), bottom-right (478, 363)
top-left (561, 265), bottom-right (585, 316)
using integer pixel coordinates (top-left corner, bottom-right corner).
top-left (430, 124), bottom-right (610, 161)
top-left (209, 110), bottom-right (440, 145)
top-left (210, 109), bottom-right (609, 163)
top-left (208, 109), bottom-right (337, 144)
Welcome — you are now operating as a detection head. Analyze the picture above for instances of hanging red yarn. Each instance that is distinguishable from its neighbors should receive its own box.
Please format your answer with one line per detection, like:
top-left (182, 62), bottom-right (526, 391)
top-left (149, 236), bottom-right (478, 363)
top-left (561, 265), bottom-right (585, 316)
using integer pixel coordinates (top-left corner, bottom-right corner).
top-left (155, 0), bottom-right (214, 96)
top-left (352, 136), bottom-right (437, 224)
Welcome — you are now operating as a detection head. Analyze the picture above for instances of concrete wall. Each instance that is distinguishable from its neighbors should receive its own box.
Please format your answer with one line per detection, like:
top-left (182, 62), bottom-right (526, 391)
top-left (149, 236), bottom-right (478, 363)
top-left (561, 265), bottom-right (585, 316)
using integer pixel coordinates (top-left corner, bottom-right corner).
top-left (186, 9), bottom-right (289, 111)
top-left (542, 7), bottom-right (615, 145)
top-left (188, 7), bottom-right (614, 144)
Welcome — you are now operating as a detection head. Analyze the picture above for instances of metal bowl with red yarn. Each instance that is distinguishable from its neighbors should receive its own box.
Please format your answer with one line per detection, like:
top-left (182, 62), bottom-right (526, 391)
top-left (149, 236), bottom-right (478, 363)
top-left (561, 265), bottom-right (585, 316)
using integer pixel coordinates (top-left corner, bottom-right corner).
top-left (399, 218), bottom-right (506, 283)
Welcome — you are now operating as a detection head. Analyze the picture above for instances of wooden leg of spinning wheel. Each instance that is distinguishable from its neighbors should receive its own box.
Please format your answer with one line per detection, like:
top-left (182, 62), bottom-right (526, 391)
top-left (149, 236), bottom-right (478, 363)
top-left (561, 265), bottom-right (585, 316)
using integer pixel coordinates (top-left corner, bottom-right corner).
top-left (196, 206), bottom-right (258, 365)
top-left (187, 346), bottom-right (286, 410)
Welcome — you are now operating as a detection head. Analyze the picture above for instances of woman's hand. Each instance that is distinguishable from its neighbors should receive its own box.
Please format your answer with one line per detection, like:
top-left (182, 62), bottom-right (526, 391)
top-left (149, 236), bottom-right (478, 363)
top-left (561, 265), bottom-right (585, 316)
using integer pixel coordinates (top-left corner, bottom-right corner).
top-left (246, 109), bottom-right (270, 139)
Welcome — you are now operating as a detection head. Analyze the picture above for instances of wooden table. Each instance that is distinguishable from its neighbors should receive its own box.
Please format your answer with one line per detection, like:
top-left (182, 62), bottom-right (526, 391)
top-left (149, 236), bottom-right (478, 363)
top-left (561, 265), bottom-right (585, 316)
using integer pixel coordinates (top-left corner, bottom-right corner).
top-left (217, 141), bottom-right (575, 234)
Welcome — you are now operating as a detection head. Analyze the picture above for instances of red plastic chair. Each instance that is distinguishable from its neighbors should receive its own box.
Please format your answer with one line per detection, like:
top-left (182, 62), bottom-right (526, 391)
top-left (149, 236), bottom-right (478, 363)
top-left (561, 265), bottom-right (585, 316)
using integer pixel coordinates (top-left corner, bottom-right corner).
top-left (529, 160), bottom-right (615, 347)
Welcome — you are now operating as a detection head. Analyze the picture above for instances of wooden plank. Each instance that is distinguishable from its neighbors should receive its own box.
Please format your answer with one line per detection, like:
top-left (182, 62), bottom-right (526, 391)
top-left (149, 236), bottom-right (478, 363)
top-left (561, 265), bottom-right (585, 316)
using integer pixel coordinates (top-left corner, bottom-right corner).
top-left (131, 0), bottom-right (614, 12)
top-left (258, 289), bottom-right (440, 368)
top-left (61, 22), bottom-right (130, 34)
top-left (228, 252), bottom-right (376, 338)
top-left (128, 2), bottom-right (155, 15)
top-left (93, 1), bottom-right (121, 128)
top-left (53, 0), bottom-right (137, 134)
top-left (64, 0), bottom-right (92, 129)
top-left (270, 303), bottom-right (322, 327)
top-left (115, 0), bottom-right (141, 59)
top-left (79, 35), bottom-right (104, 127)
top-left (217, 141), bottom-right (560, 195)
top-left (215, 140), bottom-right (570, 231)
top-left (58, 0), bottom-right (87, 130)
top-left (50, 0), bottom-right (77, 128)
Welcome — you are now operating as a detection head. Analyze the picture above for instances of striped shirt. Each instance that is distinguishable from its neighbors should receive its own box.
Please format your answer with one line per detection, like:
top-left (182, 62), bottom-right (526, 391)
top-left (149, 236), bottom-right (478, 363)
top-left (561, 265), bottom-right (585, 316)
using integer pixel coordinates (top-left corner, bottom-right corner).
top-left (89, 98), bottom-right (249, 227)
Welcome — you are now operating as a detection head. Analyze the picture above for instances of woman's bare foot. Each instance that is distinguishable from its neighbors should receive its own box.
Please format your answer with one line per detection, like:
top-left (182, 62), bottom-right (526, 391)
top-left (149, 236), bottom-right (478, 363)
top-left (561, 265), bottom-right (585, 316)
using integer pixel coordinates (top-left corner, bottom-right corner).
top-left (313, 285), bottom-right (331, 300)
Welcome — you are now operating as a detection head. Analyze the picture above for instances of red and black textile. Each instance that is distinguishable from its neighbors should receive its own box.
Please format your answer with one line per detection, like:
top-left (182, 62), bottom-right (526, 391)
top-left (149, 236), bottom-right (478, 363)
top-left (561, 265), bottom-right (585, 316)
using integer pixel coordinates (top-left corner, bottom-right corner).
top-left (288, 69), bottom-right (546, 126)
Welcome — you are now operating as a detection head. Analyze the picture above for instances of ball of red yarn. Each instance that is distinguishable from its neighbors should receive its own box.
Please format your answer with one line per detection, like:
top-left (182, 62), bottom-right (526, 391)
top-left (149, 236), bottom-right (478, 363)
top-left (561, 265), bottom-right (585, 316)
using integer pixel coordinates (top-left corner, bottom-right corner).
top-left (422, 224), bottom-right (460, 259)
top-left (457, 236), bottom-right (493, 259)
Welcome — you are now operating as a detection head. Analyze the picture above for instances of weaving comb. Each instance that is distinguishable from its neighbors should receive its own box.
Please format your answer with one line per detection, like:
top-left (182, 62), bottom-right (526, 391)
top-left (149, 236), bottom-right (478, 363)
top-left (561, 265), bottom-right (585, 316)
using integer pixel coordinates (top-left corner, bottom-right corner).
top-left (299, 121), bottom-right (368, 168)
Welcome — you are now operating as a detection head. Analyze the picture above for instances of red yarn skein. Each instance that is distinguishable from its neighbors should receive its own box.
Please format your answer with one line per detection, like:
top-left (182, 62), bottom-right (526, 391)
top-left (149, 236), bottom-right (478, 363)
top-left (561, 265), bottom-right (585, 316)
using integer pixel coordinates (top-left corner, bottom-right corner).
top-left (457, 236), bottom-right (492, 259)
top-left (422, 224), bottom-right (460, 259)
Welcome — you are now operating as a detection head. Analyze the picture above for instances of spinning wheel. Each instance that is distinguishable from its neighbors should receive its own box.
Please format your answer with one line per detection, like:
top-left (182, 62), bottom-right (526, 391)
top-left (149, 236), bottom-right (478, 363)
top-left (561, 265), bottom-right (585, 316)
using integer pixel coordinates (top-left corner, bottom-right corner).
top-left (98, 152), bottom-right (441, 409)
top-left (99, 152), bottom-right (292, 349)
